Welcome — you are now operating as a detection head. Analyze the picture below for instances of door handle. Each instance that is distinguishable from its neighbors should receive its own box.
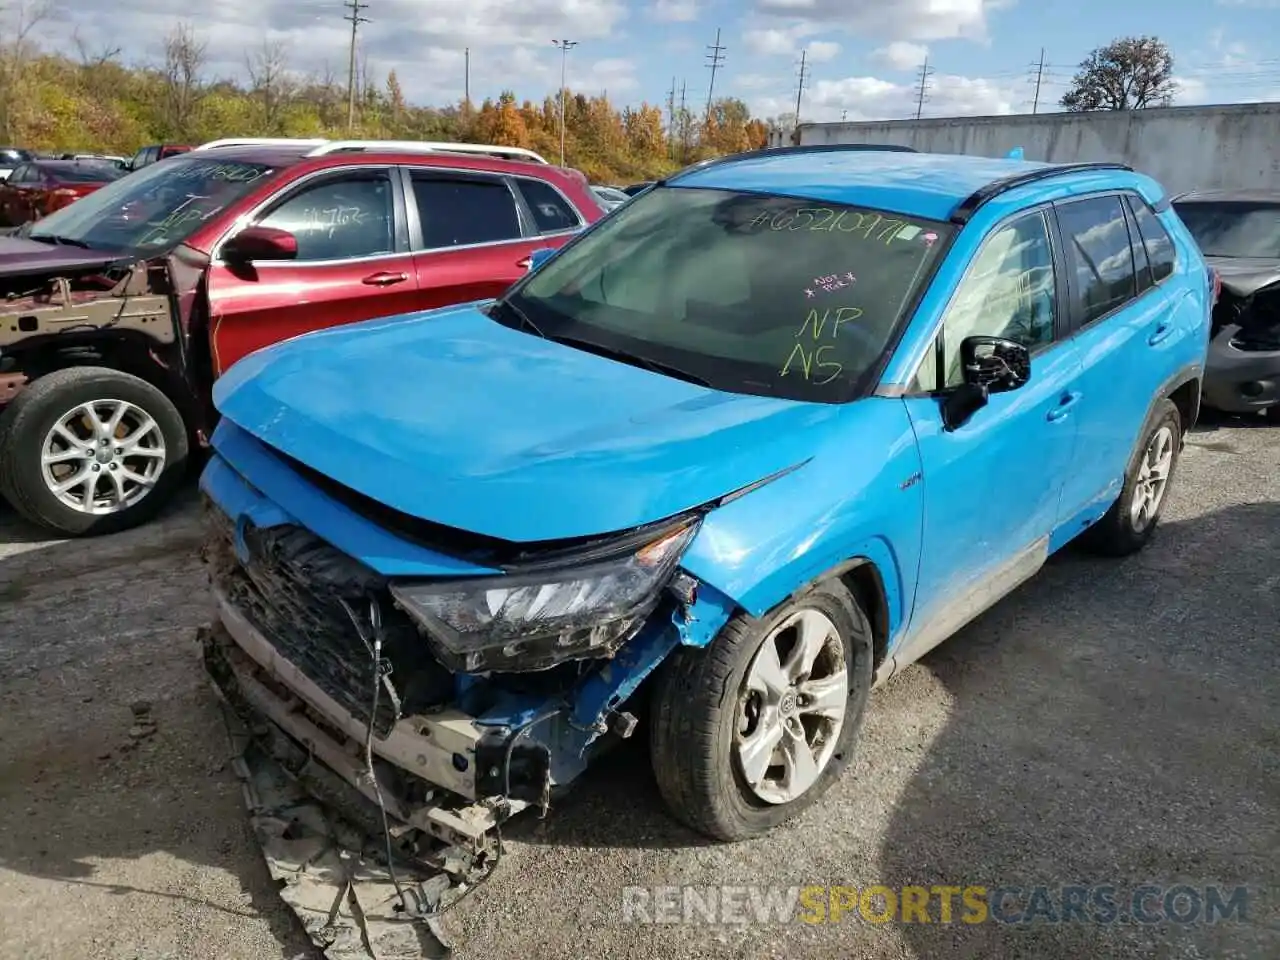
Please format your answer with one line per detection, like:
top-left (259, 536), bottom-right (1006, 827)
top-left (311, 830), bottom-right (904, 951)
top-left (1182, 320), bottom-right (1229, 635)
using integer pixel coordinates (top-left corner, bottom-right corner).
top-left (1046, 390), bottom-right (1081, 422)
top-left (516, 256), bottom-right (532, 269)
top-left (362, 271), bottom-right (409, 286)
top-left (1148, 319), bottom-right (1174, 346)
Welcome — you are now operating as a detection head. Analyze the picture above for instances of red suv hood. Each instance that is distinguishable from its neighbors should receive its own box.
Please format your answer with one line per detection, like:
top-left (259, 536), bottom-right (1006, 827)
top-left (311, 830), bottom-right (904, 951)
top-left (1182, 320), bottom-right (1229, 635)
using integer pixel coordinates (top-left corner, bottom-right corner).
top-left (0, 235), bottom-right (123, 278)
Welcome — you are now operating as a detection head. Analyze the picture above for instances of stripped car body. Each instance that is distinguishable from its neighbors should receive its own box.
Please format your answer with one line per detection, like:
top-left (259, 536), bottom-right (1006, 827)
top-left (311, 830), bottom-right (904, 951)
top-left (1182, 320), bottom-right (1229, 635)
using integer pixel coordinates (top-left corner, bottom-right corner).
top-left (199, 147), bottom-right (1210, 956)
top-left (0, 138), bottom-right (599, 537)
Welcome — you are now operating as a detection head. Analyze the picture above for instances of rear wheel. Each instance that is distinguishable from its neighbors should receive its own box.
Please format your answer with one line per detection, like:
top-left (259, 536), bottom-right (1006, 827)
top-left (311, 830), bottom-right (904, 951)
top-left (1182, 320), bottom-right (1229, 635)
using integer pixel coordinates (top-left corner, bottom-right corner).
top-left (1080, 399), bottom-right (1181, 557)
top-left (649, 578), bottom-right (873, 841)
top-left (0, 367), bottom-right (188, 536)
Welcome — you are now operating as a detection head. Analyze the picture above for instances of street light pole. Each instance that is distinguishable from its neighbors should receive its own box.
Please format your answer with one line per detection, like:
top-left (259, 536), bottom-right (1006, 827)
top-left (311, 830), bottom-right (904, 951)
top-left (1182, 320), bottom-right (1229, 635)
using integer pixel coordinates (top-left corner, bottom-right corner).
top-left (552, 39), bottom-right (578, 166)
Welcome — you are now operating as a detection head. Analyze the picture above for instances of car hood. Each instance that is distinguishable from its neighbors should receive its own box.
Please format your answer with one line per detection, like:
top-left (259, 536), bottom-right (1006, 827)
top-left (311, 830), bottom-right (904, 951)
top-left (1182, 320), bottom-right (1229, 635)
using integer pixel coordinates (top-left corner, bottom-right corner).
top-left (1206, 256), bottom-right (1280, 298)
top-left (0, 234), bottom-right (124, 277)
top-left (213, 302), bottom-right (839, 543)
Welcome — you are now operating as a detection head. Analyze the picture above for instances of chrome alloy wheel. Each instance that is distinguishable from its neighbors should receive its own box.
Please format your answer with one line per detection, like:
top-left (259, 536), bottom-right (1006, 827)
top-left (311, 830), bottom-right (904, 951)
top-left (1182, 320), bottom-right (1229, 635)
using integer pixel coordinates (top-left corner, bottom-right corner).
top-left (39, 399), bottom-right (167, 515)
top-left (735, 609), bottom-right (848, 805)
top-left (1130, 424), bottom-right (1175, 532)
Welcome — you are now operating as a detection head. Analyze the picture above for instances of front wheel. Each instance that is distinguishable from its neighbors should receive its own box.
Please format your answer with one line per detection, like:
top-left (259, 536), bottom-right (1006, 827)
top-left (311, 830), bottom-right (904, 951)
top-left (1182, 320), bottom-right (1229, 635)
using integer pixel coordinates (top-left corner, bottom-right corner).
top-left (649, 579), bottom-right (873, 841)
top-left (0, 366), bottom-right (189, 537)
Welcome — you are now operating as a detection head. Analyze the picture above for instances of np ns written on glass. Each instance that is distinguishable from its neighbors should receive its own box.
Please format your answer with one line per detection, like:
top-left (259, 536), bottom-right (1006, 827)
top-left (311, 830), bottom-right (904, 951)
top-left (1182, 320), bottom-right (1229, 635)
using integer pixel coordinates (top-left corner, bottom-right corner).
top-left (507, 185), bottom-right (952, 402)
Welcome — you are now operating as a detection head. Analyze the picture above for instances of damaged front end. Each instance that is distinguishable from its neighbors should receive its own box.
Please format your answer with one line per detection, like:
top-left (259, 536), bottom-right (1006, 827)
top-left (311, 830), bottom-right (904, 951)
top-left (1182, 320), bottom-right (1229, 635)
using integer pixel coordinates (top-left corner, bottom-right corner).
top-left (1202, 260), bottom-right (1280, 416)
top-left (197, 451), bottom-right (727, 957)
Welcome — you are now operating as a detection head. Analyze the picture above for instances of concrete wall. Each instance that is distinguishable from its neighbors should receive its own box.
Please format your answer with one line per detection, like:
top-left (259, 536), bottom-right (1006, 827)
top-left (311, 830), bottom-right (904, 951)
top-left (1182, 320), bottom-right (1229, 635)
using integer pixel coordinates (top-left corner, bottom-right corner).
top-left (790, 103), bottom-right (1280, 195)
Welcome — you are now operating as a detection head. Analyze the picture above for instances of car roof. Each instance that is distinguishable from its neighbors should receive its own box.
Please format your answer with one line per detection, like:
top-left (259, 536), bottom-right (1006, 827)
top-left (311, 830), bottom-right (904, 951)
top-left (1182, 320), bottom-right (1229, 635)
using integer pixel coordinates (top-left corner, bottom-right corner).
top-left (174, 144), bottom-right (580, 181)
top-left (1174, 188), bottom-right (1280, 205)
top-left (33, 159), bottom-right (117, 171)
top-left (668, 148), bottom-right (1133, 223)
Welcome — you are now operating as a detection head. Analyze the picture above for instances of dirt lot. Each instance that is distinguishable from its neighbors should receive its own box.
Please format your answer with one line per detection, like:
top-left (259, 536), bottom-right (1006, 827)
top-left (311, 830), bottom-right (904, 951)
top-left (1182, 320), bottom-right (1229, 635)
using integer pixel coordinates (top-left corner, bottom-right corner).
top-left (1, 415), bottom-right (1276, 960)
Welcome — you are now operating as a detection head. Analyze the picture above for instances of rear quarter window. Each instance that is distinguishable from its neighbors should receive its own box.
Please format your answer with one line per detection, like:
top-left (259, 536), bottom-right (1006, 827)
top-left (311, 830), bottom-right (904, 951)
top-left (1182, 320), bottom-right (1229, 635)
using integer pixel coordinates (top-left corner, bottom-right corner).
top-left (516, 178), bottom-right (582, 233)
top-left (1129, 196), bottom-right (1176, 281)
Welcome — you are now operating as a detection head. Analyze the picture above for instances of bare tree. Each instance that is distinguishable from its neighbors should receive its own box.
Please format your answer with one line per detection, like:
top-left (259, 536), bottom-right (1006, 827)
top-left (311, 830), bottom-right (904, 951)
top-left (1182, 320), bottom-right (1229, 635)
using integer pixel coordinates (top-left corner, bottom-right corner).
top-left (71, 26), bottom-right (121, 68)
top-left (1061, 36), bottom-right (1177, 111)
top-left (162, 21), bottom-right (208, 138)
top-left (0, 0), bottom-right (57, 141)
top-left (246, 39), bottom-right (295, 133)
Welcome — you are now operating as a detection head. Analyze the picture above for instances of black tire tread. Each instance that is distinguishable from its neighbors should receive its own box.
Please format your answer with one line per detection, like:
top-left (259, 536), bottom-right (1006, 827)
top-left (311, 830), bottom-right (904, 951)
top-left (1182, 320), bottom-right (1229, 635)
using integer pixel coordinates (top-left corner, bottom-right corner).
top-left (0, 366), bottom-right (188, 536)
top-left (649, 580), bottom-right (872, 841)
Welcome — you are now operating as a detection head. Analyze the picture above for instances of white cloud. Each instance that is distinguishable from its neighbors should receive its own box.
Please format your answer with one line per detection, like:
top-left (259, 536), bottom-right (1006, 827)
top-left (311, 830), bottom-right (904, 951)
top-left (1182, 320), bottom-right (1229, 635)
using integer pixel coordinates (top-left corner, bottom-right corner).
top-left (649, 0), bottom-right (699, 21)
top-left (1173, 76), bottom-right (1212, 105)
top-left (744, 25), bottom-right (812, 57)
top-left (806, 40), bottom-right (841, 62)
top-left (750, 71), bottom-right (1017, 123)
top-left (749, 0), bottom-right (1012, 43)
top-left (26, 0), bottom-right (632, 107)
top-left (871, 41), bottom-right (929, 71)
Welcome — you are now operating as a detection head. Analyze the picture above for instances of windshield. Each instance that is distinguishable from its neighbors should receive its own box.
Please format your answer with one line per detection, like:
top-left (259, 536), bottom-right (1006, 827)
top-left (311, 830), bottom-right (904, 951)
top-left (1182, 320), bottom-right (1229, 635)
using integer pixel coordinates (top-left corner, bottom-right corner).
top-left (1174, 201), bottom-right (1280, 259)
top-left (28, 156), bottom-right (277, 254)
top-left (505, 185), bottom-right (951, 402)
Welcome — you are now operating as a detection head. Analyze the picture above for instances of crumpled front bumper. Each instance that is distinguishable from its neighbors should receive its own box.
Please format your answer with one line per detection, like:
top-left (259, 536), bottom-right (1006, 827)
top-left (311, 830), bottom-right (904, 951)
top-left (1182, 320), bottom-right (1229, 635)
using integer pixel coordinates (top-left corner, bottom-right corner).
top-left (200, 606), bottom-right (517, 959)
top-left (1203, 323), bottom-right (1280, 414)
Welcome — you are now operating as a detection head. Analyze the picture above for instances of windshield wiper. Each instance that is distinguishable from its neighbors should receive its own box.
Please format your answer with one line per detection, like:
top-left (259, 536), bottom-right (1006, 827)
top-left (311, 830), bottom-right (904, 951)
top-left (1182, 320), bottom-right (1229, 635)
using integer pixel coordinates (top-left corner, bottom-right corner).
top-left (27, 233), bottom-right (92, 249)
top-left (489, 297), bottom-right (546, 338)
top-left (548, 333), bottom-right (713, 387)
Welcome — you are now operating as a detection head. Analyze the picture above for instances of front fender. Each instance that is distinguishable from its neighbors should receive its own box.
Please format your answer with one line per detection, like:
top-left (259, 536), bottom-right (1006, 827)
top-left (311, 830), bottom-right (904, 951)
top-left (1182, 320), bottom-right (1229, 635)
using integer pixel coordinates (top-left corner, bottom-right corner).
top-left (678, 397), bottom-right (923, 647)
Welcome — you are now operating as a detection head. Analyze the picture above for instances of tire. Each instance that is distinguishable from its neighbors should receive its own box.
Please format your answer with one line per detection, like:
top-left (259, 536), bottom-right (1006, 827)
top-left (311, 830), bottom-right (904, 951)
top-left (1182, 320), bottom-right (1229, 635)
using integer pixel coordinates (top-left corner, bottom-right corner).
top-left (0, 366), bottom-right (189, 537)
top-left (648, 578), bottom-right (874, 841)
top-left (1079, 398), bottom-right (1182, 557)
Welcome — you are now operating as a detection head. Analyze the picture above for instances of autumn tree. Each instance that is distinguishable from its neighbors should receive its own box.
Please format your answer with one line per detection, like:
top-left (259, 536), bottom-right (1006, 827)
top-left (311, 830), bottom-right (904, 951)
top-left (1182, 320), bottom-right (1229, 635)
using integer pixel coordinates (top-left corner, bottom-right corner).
top-left (161, 21), bottom-right (207, 137)
top-left (246, 40), bottom-right (294, 134)
top-left (1061, 36), bottom-right (1176, 111)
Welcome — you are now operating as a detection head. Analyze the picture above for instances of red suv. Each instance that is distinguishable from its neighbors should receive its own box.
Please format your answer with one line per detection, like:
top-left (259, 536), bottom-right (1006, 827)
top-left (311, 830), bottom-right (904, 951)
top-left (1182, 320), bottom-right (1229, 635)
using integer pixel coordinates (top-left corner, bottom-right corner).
top-left (0, 138), bottom-right (604, 535)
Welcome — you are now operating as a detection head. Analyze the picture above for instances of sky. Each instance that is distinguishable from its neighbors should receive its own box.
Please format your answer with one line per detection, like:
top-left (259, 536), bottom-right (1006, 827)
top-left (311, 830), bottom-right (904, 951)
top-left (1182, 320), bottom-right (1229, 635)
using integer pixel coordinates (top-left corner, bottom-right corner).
top-left (20, 0), bottom-right (1280, 123)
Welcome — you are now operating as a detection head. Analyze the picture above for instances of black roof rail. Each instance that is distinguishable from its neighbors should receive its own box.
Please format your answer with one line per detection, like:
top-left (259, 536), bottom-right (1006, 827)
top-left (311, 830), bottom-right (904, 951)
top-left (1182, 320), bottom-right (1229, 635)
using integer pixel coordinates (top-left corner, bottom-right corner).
top-left (663, 142), bottom-right (918, 185)
top-left (950, 161), bottom-right (1133, 224)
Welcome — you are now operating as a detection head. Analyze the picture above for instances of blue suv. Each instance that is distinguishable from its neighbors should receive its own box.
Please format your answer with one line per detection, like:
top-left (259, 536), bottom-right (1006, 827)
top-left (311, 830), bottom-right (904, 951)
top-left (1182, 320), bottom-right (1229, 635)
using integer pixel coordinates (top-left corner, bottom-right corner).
top-left (199, 147), bottom-right (1210, 876)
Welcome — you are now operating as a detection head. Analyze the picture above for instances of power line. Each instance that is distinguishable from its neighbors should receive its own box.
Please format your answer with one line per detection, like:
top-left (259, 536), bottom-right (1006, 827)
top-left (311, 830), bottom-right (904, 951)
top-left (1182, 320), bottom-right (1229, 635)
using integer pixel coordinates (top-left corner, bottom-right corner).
top-left (704, 26), bottom-right (725, 123)
top-left (914, 55), bottom-right (933, 120)
top-left (344, 0), bottom-right (371, 130)
top-left (793, 49), bottom-right (808, 130)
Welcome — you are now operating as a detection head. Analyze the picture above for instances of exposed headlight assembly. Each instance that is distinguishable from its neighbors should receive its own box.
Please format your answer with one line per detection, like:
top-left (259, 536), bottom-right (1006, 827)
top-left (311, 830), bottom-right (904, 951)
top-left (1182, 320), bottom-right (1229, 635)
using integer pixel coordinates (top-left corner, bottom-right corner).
top-left (389, 518), bottom-right (700, 673)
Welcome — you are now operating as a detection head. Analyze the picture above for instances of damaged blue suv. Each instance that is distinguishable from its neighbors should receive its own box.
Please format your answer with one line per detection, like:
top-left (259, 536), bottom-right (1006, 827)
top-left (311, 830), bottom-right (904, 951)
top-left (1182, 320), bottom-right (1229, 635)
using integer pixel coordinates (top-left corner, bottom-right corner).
top-left (198, 146), bottom-right (1210, 928)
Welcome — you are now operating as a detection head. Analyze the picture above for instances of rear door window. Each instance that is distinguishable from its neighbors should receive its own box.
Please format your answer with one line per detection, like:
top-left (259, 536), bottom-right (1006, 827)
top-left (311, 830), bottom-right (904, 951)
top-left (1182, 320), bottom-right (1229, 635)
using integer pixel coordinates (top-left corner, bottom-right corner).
top-left (1056, 194), bottom-right (1137, 327)
top-left (516, 178), bottom-right (582, 233)
top-left (410, 173), bottom-right (524, 248)
top-left (255, 170), bottom-right (397, 262)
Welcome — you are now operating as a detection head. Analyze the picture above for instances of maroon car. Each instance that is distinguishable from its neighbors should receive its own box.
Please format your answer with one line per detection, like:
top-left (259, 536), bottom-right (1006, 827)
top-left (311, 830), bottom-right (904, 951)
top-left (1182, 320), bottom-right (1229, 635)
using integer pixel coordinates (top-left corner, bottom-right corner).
top-left (0, 159), bottom-right (126, 227)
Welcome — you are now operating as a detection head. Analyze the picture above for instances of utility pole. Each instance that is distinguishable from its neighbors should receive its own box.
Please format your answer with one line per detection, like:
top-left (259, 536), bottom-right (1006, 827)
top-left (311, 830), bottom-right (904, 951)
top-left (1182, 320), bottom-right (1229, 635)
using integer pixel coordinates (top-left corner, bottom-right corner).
top-left (841, 109), bottom-right (848, 121)
top-left (1031, 47), bottom-right (1046, 114)
top-left (704, 27), bottom-right (725, 123)
top-left (464, 47), bottom-right (470, 108)
top-left (678, 79), bottom-right (687, 160)
top-left (793, 49), bottom-right (808, 130)
top-left (914, 55), bottom-right (933, 120)
top-left (344, 0), bottom-right (370, 131)
top-left (552, 39), bottom-right (578, 166)
top-left (666, 76), bottom-right (677, 159)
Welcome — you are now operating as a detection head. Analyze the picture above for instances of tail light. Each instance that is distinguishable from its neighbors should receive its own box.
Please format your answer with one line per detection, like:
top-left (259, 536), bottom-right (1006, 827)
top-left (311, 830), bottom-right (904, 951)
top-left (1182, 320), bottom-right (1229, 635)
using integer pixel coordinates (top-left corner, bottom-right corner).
top-left (1209, 266), bottom-right (1221, 303)
top-left (51, 187), bottom-right (78, 198)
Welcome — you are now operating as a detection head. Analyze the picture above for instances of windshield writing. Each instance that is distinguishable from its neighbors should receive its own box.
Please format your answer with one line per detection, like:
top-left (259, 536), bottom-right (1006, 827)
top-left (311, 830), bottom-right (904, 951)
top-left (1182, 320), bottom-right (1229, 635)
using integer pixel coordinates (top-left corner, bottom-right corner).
top-left (510, 186), bottom-right (950, 402)
top-left (29, 157), bottom-right (275, 254)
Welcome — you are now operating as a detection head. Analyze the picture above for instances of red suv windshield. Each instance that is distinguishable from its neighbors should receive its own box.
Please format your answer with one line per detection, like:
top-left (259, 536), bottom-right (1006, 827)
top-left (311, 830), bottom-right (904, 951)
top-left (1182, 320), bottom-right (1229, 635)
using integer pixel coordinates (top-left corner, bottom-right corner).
top-left (28, 156), bottom-right (277, 254)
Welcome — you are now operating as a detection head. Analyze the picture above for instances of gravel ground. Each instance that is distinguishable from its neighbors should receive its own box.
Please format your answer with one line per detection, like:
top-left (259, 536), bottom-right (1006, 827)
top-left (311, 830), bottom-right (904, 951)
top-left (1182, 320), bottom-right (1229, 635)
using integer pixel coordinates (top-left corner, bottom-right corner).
top-left (0, 413), bottom-right (1276, 960)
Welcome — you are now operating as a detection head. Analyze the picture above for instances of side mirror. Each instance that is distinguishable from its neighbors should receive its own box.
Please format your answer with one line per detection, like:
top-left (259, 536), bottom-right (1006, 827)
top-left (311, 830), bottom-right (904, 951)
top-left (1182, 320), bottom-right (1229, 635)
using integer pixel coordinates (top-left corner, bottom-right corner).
top-left (222, 225), bottom-right (298, 263)
top-left (527, 247), bottom-right (556, 272)
top-left (941, 335), bottom-right (1031, 431)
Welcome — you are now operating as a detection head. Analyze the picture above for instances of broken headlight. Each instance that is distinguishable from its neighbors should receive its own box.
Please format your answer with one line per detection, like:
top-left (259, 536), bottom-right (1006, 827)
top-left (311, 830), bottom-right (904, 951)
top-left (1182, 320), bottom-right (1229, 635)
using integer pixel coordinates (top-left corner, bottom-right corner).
top-left (389, 519), bottom-right (700, 673)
